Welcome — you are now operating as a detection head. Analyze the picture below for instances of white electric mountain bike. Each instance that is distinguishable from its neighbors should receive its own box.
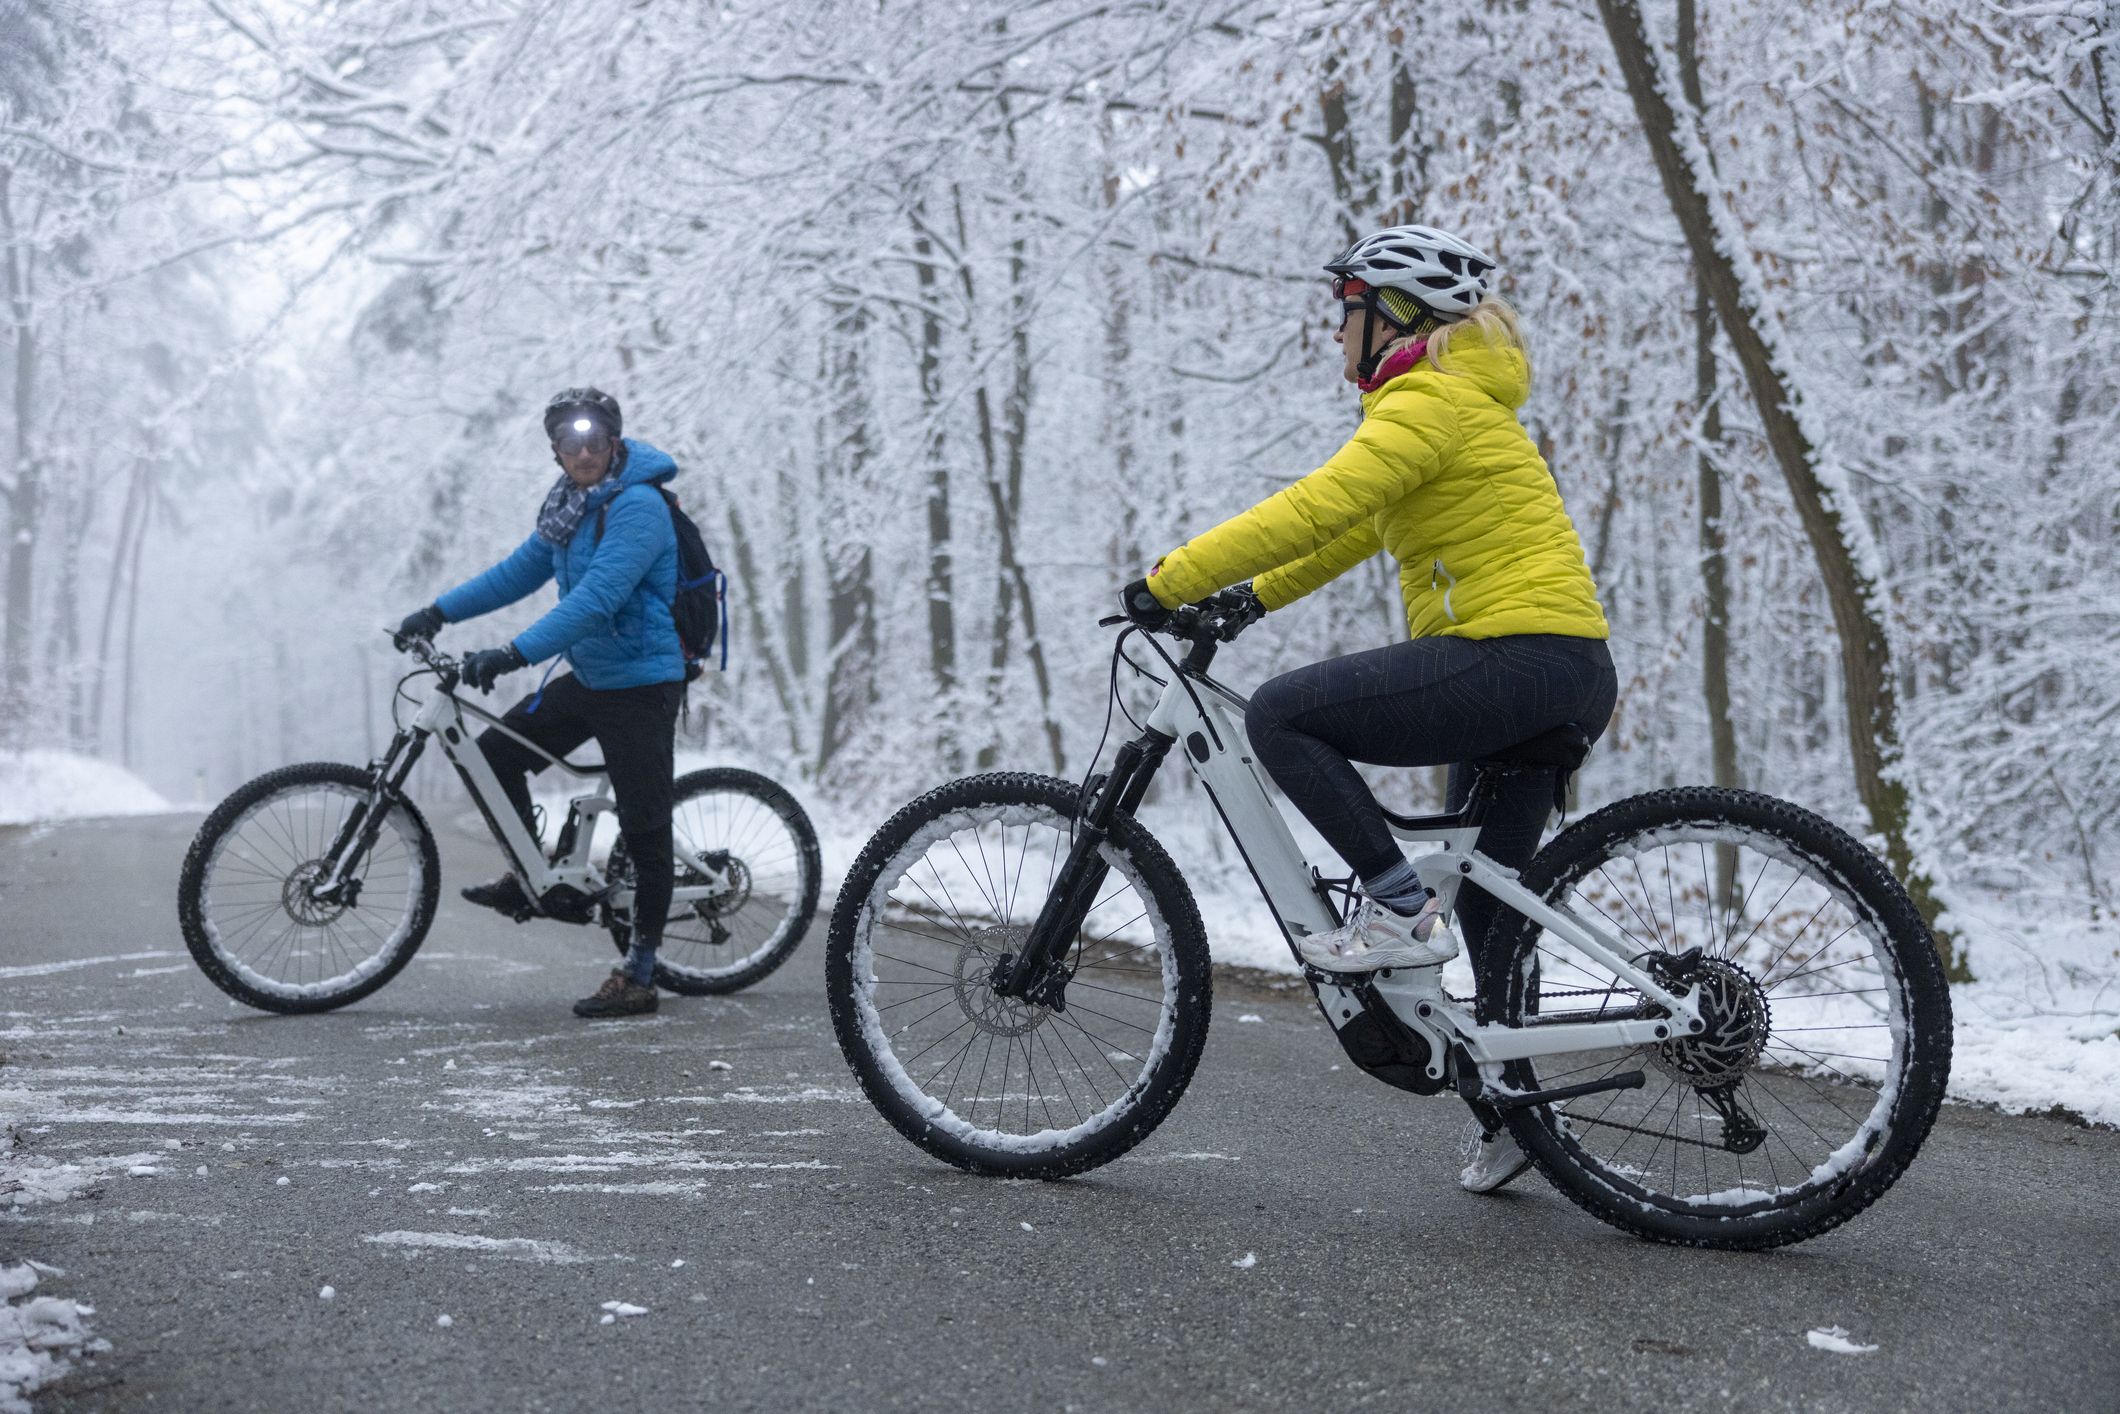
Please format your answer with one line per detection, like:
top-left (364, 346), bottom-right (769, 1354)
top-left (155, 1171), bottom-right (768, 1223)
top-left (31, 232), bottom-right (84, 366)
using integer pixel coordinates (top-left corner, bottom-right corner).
top-left (178, 635), bottom-right (820, 1012)
top-left (826, 596), bottom-right (1952, 1249)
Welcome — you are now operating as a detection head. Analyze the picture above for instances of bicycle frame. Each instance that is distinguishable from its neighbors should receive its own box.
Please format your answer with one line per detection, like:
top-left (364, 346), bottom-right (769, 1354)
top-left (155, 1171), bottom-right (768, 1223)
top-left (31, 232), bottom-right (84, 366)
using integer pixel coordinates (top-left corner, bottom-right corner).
top-left (1006, 625), bottom-right (1702, 1095)
top-left (314, 655), bottom-right (730, 921)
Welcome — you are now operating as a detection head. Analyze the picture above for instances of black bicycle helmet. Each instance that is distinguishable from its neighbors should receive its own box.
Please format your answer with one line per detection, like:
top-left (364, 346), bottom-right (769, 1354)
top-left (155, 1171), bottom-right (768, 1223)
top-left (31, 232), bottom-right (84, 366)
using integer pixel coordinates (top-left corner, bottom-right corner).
top-left (543, 387), bottom-right (622, 440)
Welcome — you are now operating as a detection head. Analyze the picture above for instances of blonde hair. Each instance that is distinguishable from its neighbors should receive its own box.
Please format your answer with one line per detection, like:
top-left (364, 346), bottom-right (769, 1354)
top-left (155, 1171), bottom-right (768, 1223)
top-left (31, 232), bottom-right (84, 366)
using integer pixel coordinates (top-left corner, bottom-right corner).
top-left (1390, 295), bottom-right (1528, 384)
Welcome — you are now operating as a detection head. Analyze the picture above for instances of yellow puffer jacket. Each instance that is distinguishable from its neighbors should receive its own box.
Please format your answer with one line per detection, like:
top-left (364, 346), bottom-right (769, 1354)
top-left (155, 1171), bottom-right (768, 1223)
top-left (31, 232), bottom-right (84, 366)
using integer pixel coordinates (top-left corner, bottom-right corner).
top-left (1148, 328), bottom-right (1609, 641)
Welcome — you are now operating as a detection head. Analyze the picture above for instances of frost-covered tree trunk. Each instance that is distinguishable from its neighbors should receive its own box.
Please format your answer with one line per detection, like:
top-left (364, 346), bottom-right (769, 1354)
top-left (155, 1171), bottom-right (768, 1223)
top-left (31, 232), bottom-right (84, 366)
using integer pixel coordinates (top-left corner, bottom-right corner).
top-left (89, 458), bottom-right (153, 754)
top-left (0, 168), bottom-right (40, 748)
top-left (1678, 0), bottom-right (1740, 909)
top-left (910, 219), bottom-right (959, 768)
top-left (817, 331), bottom-right (877, 774)
top-left (1595, 0), bottom-right (1965, 977)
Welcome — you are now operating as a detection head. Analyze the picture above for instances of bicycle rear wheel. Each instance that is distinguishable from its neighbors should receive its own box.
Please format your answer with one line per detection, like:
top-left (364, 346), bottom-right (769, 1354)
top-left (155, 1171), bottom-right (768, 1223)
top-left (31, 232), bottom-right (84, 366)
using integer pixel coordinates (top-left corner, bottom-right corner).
top-left (606, 767), bottom-right (820, 994)
top-left (1481, 787), bottom-right (1952, 1249)
top-left (178, 762), bottom-right (439, 1013)
top-left (825, 773), bottom-right (1211, 1179)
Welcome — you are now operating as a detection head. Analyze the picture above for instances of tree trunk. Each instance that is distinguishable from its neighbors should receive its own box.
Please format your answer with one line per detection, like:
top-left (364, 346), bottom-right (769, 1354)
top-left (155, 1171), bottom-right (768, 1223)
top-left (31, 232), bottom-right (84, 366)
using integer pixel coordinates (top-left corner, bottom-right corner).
top-left (817, 317), bottom-right (877, 774)
top-left (1678, 0), bottom-right (1741, 912)
top-left (1099, 119), bottom-right (1144, 586)
top-left (911, 217), bottom-right (959, 769)
top-left (1383, 51), bottom-right (1426, 225)
top-left (955, 180), bottom-right (1063, 775)
top-left (1694, 275), bottom-right (1741, 911)
top-left (724, 501), bottom-right (805, 761)
top-left (52, 474), bottom-right (90, 746)
top-left (1317, 54), bottom-right (1367, 242)
top-left (1594, 0), bottom-right (1967, 978)
top-left (90, 459), bottom-right (148, 752)
top-left (1588, 383), bottom-right (1630, 586)
top-left (1, 169), bottom-right (41, 747)
top-left (998, 206), bottom-right (1064, 775)
top-left (119, 503), bottom-right (148, 769)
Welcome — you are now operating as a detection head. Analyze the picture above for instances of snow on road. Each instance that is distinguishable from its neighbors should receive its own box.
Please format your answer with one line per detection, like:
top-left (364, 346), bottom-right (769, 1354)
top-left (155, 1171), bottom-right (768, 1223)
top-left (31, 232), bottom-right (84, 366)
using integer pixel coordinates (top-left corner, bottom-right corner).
top-left (0, 952), bottom-right (859, 1405)
top-left (0, 1261), bottom-right (100, 1414)
top-left (0, 1148), bottom-right (120, 1411)
top-left (1806, 1326), bottom-right (1879, 1355)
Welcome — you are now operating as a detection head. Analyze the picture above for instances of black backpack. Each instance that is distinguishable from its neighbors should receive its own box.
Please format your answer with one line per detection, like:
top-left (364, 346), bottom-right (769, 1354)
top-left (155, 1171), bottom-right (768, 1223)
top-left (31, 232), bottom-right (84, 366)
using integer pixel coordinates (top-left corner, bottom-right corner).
top-left (658, 489), bottom-right (725, 675)
top-left (594, 487), bottom-right (727, 674)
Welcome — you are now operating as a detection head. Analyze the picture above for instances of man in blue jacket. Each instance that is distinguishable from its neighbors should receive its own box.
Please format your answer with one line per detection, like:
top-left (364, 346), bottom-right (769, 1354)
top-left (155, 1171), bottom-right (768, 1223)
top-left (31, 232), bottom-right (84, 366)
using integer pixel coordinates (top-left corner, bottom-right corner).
top-left (395, 388), bottom-right (683, 1019)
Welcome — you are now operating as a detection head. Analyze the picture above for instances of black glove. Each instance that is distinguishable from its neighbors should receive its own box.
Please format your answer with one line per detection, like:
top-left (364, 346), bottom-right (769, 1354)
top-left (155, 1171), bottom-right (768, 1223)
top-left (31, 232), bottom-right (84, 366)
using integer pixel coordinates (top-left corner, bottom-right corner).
top-left (1120, 578), bottom-right (1176, 631)
top-left (1207, 582), bottom-right (1268, 636)
top-left (461, 644), bottom-right (527, 692)
top-left (394, 603), bottom-right (446, 650)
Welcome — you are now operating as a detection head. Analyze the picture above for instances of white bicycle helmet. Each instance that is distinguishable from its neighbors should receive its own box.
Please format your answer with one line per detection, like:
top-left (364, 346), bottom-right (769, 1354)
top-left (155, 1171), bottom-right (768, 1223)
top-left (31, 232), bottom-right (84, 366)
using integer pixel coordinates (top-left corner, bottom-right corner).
top-left (1325, 224), bottom-right (1497, 321)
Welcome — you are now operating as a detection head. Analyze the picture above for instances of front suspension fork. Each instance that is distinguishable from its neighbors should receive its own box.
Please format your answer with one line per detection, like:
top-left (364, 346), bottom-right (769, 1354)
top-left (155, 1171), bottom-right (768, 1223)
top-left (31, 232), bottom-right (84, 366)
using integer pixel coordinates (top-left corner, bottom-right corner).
top-left (314, 729), bottom-right (428, 901)
top-left (994, 730), bottom-right (1174, 1004)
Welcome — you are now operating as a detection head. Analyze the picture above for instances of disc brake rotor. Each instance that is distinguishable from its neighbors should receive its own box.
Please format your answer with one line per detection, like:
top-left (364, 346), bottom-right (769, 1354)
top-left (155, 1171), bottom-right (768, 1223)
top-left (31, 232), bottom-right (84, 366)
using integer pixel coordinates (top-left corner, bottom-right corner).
top-left (690, 852), bottom-right (751, 920)
top-left (1647, 956), bottom-right (1772, 1087)
top-left (954, 925), bottom-right (1049, 1037)
top-left (281, 860), bottom-right (347, 927)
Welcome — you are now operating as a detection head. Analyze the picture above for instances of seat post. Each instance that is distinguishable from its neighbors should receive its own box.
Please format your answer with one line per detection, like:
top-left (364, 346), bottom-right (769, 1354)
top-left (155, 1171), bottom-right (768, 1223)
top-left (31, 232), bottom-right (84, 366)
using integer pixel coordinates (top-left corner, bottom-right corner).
top-left (1457, 765), bottom-right (1502, 832)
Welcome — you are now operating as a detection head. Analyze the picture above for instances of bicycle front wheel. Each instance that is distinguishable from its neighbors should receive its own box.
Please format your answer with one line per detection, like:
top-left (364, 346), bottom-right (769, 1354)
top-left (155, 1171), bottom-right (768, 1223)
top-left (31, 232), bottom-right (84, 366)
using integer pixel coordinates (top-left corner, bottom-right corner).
top-left (825, 773), bottom-right (1212, 1179)
top-left (177, 762), bottom-right (439, 1013)
top-left (1482, 787), bottom-right (1952, 1249)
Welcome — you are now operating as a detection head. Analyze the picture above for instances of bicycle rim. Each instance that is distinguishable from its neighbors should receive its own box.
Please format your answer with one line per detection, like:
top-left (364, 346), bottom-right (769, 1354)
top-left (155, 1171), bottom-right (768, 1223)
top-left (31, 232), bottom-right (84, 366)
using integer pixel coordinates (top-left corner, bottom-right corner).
top-left (849, 799), bottom-right (1183, 1155)
top-left (1499, 802), bottom-right (1941, 1224)
top-left (196, 782), bottom-right (427, 1001)
top-left (642, 780), bottom-right (812, 983)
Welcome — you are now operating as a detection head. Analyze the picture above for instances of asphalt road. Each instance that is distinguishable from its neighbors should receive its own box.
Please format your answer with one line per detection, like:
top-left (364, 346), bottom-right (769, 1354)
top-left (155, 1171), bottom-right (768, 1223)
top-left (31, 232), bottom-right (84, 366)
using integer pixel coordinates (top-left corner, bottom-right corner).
top-left (2, 813), bottom-right (2115, 1413)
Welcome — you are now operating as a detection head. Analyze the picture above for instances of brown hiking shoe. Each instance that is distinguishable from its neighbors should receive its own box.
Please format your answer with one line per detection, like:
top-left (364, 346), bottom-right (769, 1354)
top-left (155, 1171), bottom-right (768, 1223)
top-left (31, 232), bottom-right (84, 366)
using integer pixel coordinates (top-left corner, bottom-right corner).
top-left (573, 970), bottom-right (659, 1020)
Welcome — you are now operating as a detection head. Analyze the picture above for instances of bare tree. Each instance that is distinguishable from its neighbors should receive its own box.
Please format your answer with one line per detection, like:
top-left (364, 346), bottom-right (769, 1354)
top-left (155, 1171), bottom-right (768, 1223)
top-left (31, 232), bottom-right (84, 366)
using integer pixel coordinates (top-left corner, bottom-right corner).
top-left (1594, 0), bottom-right (1966, 977)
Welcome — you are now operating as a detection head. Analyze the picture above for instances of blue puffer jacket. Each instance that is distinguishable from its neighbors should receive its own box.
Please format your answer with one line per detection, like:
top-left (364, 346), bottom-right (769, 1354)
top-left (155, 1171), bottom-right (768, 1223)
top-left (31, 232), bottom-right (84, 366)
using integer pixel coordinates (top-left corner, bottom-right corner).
top-left (436, 439), bottom-right (684, 690)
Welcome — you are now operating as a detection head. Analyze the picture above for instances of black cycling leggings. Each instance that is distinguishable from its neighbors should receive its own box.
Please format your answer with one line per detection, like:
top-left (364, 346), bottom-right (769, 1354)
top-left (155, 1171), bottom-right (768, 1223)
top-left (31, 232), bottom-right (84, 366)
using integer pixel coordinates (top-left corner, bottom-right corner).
top-left (479, 672), bottom-right (684, 946)
top-left (1244, 634), bottom-right (1617, 956)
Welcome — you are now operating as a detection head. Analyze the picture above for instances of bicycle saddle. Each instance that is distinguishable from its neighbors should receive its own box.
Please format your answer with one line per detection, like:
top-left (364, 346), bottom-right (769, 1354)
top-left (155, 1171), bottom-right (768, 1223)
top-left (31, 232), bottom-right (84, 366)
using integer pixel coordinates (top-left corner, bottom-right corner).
top-left (1379, 723), bottom-right (1594, 831)
top-left (1473, 723), bottom-right (1591, 773)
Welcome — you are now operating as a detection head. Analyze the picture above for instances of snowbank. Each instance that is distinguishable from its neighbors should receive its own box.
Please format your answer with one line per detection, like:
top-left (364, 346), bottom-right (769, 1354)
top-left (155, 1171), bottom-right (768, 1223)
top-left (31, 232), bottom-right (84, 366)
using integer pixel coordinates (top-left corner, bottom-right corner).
top-left (0, 750), bottom-right (170, 826)
top-left (1947, 908), bottom-right (2120, 1128)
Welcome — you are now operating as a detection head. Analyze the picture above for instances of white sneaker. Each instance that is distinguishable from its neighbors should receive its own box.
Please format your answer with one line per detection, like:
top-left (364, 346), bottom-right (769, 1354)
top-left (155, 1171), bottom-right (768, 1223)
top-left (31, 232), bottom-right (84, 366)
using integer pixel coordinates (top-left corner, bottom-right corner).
top-left (1457, 1117), bottom-right (1534, 1194)
top-left (1297, 893), bottom-right (1459, 973)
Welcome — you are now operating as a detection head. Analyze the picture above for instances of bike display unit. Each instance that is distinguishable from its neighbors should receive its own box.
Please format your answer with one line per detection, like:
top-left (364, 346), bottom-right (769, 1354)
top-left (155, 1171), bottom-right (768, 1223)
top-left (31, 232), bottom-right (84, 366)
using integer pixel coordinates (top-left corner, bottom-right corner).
top-left (827, 598), bottom-right (1951, 1249)
top-left (177, 635), bottom-right (820, 1011)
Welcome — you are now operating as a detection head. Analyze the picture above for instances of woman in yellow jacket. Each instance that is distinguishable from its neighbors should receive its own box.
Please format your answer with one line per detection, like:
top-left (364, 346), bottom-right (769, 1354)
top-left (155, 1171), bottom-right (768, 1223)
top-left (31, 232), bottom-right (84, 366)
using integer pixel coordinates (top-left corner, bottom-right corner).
top-left (1121, 224), bottom-right (1616, 1033)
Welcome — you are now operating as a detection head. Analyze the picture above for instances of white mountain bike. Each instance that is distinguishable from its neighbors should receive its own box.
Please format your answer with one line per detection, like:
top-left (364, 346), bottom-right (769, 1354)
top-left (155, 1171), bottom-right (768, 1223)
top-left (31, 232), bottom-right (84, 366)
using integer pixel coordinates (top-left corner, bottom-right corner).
top-left (826, 596), bottom-right (1952, 1249)
top-left (178, 635), bottom-right (820, 1012)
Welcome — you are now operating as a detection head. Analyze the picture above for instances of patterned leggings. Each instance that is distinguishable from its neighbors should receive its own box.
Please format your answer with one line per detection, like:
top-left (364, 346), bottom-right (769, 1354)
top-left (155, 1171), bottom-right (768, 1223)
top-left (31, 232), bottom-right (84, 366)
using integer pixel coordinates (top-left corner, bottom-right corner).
top-left (1244, 634), bottom-right (1617, 954)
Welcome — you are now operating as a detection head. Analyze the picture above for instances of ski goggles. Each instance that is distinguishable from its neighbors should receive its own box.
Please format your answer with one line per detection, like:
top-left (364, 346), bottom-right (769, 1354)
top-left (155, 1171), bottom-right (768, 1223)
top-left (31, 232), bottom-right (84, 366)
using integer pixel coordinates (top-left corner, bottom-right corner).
top-left (552, 419), bottom-right (614, 456)
top-left (1329, 275), bottom-right (1372, 300)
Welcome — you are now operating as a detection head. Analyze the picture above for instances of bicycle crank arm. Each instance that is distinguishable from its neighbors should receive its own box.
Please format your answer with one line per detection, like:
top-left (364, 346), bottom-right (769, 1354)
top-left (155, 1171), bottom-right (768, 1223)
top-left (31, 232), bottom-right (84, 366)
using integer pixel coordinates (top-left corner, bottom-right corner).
top-left (1473, 1070), bottom-right (1646, 1112)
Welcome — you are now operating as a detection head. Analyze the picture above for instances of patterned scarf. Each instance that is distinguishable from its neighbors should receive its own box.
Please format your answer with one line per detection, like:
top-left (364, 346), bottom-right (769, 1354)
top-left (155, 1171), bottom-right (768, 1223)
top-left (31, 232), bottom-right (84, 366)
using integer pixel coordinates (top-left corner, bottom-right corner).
top-left (535, 474), bottom-right (595, 546)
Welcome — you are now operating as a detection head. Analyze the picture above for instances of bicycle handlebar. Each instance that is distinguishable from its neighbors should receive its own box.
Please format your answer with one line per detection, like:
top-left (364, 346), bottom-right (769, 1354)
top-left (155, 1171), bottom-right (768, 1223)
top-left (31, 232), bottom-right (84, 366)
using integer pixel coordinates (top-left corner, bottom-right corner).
top-left (388, 630), bottom-right (462, 690)
top-left (1102, 590), bottom-right (1259, 648)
